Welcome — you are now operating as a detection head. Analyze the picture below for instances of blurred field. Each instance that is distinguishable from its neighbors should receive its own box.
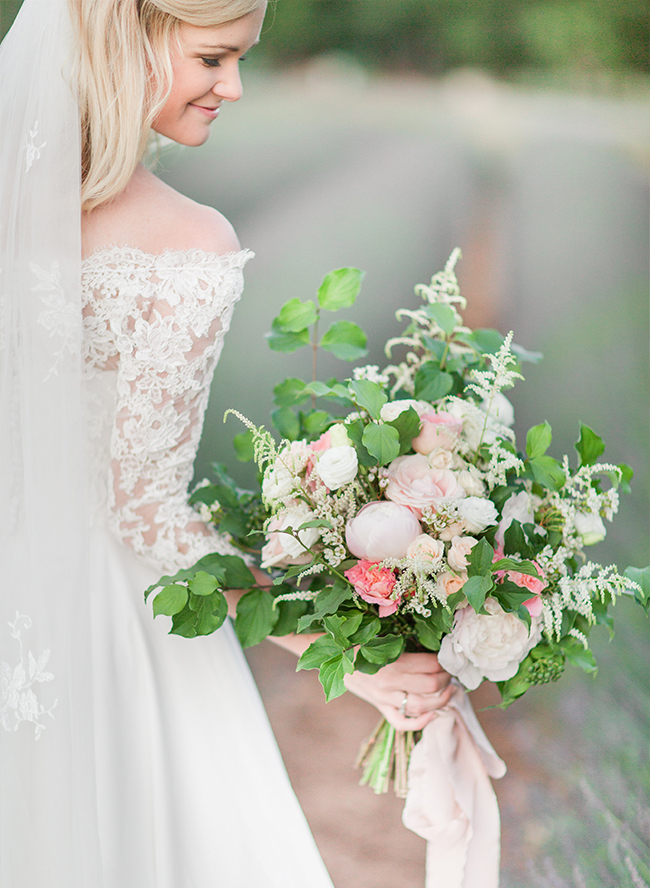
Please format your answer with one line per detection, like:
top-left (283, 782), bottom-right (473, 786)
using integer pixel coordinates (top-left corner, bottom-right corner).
top-left (160, 68), bottom-right (650, 887)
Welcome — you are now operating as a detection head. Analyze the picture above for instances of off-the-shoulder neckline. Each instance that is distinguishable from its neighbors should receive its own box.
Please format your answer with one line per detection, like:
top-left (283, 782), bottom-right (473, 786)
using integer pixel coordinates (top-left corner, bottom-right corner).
top-left (81, 245), bottom-right (254, 266)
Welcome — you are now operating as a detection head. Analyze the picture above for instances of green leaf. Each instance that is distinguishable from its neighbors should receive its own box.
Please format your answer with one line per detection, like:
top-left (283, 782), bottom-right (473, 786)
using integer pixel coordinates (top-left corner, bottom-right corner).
top-left (271, 599), bottom-right (310, 637)
top-left (353, 649), bottom-right (383, 674)
top-left (529, 455), bottom-right (565, 491)
top-left (297, 636), bottom-right (345, 671)
top-left (169, 604), bottom-right (199, 638)
top-left (362, 422), bottom-right (400, 465)
top-left (297, 580), bottom-right (354, 632)
top-left (424, 303), bottom-right (457, 336)
top-left (467, 538), bottom-right (494, 577)
top-left (413, 362), bottom-right (454, 402)
top-left (456, 328), bottom-right (505, 356)
top-left (182, 591), bottom-right (229, 636)
top-left (273, 377), bottom-right (310, 407)
top-left (526, 422), bottom-right (553, 459)
top-left (413, 616), bottom-right (443, 651)
top-left (271, 406), bottom-right (301, 440)
top-left (343, 418), bottom-right (374, 467)
top-left (575, 423), bottom-right (605, 467)
top-left (348, 379), bottom-right (387, 419)
top-left (502, 519), bottom-right (533, 559)
top-left (563, 638), bottom-right (598, 674)
top-left (624, 565), bottom-right (650, 610)
top-left (188, 571), bottom-right (220, 597)
top-left (496, 670), bottom-right (533, 708)
top-left (276, 298), bottom-right (318, 332)
top-left (386, 407), bottom-right (421, 455)
top-left (152, 584), bottom-right (189, 618)
top-left (358, 634), bottom-right (405, 665)
top-left (462, 574), bottom-right (495, 612)
top-left (201, 554), bottom-right (255, 590)
top-left (265, 319), bottom-right (310, 353)
top-left (317, 267), bottom-right (365, 310)
top-left (301, 410), bottom-right (331, 437)
top-left (318, 651), bottom-right (355, 701)
top-left (348, 616), bottom-right (382, 646)
top-left (491, 558), bottom-right (540, 578)
top-left (320, 321), bottom-right (368, 361)
top-left (302, 381), bottom-right (335, 399)
top-left (493, 579), bottom-right (536, 614)
top-left (234, 588), bottom-right (279, 648)
top-left (233, 430), bottom-right (254, 462)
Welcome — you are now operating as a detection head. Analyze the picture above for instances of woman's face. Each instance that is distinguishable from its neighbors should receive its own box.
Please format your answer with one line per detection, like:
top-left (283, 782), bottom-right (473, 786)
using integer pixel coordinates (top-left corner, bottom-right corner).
top-left (152, 6), bottom-right (265, 146)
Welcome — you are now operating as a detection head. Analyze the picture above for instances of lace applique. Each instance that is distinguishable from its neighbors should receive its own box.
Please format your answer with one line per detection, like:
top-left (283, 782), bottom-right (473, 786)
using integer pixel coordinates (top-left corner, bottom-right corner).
top-left (81, 247), bottom-right (253, 573)
top-left (33, 261), bottom-right (80, 380)
top-left (25, 120), bottom-right (46, 172)
top-left (1, 614), bottom-right (57, 740)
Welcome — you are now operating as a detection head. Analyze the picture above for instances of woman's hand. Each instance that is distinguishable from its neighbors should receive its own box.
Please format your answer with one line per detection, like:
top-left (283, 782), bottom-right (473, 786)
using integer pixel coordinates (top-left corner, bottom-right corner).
top-left (344, 652), bottom-right (455, 731)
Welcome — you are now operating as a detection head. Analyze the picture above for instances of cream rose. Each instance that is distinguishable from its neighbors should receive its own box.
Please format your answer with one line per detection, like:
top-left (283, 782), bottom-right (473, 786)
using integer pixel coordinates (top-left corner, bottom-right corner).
top-left (438, 597), bottom-right (543, 690)
top-left (406, 534), bottom-right (445, 566)
top-left (379, 400), bottom-right (430, 423)
top-left (436, 571), bottom-right (467, 600)
top-left (447, 535), bottom-right (479, 571)
top-left (314, 445), bottom-right (358, 490)
top-left (457, 497), bottom-right (499, 533)
top-left (346, 501), bottom-right (422, 561)
top-left (260, 501), bottom-right (321, 569)
top-left (457, 466), bottom-right (485, 497)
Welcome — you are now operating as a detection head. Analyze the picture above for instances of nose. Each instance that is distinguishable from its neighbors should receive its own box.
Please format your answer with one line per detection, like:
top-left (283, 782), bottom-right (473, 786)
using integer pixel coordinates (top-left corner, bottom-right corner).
top-left (213, 64), bottom-right (243, 103)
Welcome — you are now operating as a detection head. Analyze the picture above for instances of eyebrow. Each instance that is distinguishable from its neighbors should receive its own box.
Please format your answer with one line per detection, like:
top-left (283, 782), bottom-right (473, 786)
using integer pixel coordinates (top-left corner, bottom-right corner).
top-left (197, 40), bottom-right (260, 51)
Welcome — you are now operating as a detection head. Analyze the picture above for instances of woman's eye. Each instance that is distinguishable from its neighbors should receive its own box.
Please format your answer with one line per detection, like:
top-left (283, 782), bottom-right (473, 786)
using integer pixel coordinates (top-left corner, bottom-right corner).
top-left (201, 57), bottom-right (221, 68)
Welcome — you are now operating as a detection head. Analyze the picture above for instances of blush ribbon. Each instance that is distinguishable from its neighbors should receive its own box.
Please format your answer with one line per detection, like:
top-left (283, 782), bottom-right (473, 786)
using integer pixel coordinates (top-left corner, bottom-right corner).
top-left (402, 688), bottom-right (506, 888)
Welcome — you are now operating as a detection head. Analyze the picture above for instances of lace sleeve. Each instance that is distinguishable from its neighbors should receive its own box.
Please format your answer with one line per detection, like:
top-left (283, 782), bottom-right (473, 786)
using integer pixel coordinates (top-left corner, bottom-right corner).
top-left (86, 248), bottom-right (251, 574)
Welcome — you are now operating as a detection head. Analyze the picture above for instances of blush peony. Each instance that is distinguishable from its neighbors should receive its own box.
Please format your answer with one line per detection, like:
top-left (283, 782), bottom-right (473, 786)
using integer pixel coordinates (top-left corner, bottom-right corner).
top-left (345, 560), bottom-right (400, 616)
top-left (346, 501), bottom-right (422, 561)
top-left (411, 410), bottom-right (463, 454)
top-left (385, 454), bottom-right (465, 517)
top-left (438, 597), bottom-right (543, 690)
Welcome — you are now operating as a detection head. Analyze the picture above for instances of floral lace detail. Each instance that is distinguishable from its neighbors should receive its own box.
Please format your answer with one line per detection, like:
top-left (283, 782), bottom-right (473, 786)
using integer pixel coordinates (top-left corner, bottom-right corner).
top-left (81, 246), bottom-right (253, 572)
top-left (33, 260), bottom-right (80, 380)
top-left (25, 120), bottom-right (46, 172)
top-left (1, 614), bottom-right (57, 739)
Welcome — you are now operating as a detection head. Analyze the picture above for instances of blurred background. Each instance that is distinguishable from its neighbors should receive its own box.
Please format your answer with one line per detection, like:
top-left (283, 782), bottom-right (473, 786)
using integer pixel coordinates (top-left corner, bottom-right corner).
top-left (3, 1), bottom-right (648, 885)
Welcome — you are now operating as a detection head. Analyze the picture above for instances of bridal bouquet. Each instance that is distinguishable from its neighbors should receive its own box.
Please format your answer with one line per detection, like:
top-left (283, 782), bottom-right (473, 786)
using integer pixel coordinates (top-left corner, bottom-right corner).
top-left (146, 250), bottom-right (649, 794)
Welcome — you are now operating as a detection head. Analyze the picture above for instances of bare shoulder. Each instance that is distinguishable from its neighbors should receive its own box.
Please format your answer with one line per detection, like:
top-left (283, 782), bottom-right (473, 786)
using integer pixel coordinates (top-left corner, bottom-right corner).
top-left (82, 166), bottom-right (240, 258)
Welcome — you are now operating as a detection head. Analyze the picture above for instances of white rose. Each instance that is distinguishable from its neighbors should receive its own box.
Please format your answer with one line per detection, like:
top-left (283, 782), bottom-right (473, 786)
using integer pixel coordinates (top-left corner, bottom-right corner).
top-left (457, 466), bottom-right (485, 497)
top-left (427, 448), bottom-right (454, 470)
top-left (261, 441), bottom-right (308, 504)
top-left (574, 509), bottom-right (606, 546)
top-left (260, 501), bottom-right (322, 569)
top-left (496, 490), bottom-right (535, 545)
top-left (447, 535), bottom-right (479, 571)
top-left (438, 597), bottom-right (543, 690)
top-left (315, 445), bottom-right (358, 490)
top-left (379, 399), bottom-right (430, 423)
top-left (328, 424), bottom-right (352, 448)
top-left (457, 497), bottom-right (498, 533)
top-left (406, 534), bottom-right (445, 566)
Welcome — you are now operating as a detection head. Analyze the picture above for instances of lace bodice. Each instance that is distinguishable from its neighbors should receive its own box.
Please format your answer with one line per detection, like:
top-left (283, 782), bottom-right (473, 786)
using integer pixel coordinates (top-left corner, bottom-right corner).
top-left (81, 245), bottom-right (253, 573)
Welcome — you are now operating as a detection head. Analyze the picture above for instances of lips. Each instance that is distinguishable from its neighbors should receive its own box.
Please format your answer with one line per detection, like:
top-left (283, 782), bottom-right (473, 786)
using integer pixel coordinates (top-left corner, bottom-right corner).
top-left (190, 103), bottom-right (220, 118)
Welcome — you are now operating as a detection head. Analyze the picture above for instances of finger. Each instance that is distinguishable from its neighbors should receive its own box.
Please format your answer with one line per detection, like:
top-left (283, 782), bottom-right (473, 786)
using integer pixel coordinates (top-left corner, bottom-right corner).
top-left (397, 671), bottom-right (452, 696)
top-left (391, 652), bottom-right (446, 674)
top-left (384, 707), bottom-right (437, 732)
top-left (402, 684), bottom-right (456, 717)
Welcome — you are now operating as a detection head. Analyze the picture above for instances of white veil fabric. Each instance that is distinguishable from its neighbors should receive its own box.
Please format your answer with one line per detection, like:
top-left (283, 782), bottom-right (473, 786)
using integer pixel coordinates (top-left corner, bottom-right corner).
top-left (0, 1), bottom-right (103, 884)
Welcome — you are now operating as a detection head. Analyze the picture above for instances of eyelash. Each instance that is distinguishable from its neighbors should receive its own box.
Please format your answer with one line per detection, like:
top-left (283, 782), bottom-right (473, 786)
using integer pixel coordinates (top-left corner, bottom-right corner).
top-left (201, 55), bottom-right (248, 68)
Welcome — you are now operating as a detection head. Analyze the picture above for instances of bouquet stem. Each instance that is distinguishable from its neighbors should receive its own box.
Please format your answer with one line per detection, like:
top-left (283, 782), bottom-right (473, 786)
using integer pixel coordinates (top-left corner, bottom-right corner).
top-left (356, 718), bottom-right (420, 798)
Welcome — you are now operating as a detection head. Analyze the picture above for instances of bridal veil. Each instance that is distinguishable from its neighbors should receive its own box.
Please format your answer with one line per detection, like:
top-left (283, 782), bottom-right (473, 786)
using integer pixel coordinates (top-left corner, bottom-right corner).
top-left (0, 0), bottom-right (103, 883)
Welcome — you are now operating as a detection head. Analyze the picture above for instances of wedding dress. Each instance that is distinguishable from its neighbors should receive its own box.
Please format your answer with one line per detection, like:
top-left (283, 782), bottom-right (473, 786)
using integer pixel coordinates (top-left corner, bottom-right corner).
top-left (77, 244), bottom-right (334, 887)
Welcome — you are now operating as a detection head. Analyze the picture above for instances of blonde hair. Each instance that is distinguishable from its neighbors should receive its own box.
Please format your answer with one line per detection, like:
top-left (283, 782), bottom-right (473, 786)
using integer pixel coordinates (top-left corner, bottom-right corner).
top-left (68, 0), bottom-right (265, 210)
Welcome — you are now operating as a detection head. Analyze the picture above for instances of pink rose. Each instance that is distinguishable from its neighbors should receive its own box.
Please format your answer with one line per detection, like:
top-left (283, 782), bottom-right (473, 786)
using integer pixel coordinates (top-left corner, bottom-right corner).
top-left (345, 560), bottom-right (400, 616)
top-left (411, 411), bottom-right (463, 454)
top-left (385, 454), bottom-right (465, 517)
top-left (346, 501), bottom-right (422, 560)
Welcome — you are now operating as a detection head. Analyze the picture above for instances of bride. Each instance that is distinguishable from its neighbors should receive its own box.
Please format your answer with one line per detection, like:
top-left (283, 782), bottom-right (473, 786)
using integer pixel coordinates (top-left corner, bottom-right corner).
top-left (0, 1), bottom-right (452, 885)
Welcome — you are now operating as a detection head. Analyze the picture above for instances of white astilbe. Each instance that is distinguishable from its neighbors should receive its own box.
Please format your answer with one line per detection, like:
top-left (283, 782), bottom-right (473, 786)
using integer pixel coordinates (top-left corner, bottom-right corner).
top-left (372, 556), bottom-right (449, 616)
top-left (546, 457), bottom-right (622, 553)
top-left (383, 250), bottom-right (474, 396)
top-left (466, 331), bottom-right (523, 403)
top-left (225, 409), bottom-right (280, 474)
top-left (274, 587), bottom-right (320, 604)
top-left (542, 563), bottom-right (637, 641)
top-left (482, 441), bottom-right (525, 490)
top-left (352, 364), bottom-right (390, 386)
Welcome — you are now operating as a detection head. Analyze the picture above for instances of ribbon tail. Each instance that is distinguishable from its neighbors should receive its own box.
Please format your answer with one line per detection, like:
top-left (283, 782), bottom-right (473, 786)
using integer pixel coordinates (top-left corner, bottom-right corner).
top-left (402, 690), bottom-right (505, 888)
